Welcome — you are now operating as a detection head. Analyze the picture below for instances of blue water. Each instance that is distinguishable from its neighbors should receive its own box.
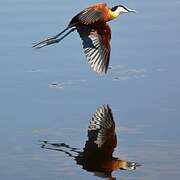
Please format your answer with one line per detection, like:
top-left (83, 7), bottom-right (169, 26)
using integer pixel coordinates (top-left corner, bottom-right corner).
top-left (0, 0), bottom-right (180, 179)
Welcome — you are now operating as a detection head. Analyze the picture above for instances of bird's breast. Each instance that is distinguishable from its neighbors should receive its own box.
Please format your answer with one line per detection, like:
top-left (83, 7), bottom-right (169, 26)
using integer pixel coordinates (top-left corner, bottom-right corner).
top-left (101, 160), bottom-right (122, 171)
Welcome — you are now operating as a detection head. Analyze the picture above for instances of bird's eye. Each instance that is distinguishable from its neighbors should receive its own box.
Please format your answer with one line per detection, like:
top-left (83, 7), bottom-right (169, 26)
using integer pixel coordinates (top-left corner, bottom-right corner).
top-left (111, 6), bottom-right (118, 11)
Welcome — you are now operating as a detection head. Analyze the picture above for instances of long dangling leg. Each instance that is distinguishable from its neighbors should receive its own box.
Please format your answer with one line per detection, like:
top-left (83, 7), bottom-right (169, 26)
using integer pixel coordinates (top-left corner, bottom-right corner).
top-left (32, 27), bottom-right (76, 49)
top-left (40, 141), bottom-right (81, 153)
top-left (42, 146), bottom-right (75, 158)
top-left (40, 141), bottom-right (80, 158)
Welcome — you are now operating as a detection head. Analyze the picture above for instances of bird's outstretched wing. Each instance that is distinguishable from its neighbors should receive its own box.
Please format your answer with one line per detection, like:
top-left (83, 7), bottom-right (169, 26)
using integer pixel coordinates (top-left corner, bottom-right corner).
top-left (83, 105), bottom-right (116, 158)
top-left (88, 104), bottom-right (116, 148)
top-left (77, 23), bottom-right (111, 74)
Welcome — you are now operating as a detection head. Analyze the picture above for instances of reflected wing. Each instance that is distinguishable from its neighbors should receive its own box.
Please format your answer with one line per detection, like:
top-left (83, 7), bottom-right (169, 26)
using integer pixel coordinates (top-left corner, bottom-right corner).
top-left (83, 105), bottom-right (116, 158)
top-left (88, 105), bottom-right (116, 148)
top-left (77, 23), bottom-right (111, 73)
top-left (75, 3), bottom-right (107, 25)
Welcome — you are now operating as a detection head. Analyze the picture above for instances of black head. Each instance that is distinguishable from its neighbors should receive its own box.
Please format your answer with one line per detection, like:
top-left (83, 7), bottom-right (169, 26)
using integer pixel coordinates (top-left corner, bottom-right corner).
top-left (111, 5), bottom-right (136, 13)
top-left (111, 5), bottom-right (128, 12)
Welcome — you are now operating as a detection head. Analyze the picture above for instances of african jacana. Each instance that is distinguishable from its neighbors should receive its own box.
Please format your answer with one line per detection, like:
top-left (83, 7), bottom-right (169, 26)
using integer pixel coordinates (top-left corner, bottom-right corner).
top-left (41, 105), bottom-right (140, 178)
top-left (33, 3), bottom-right (136, 74)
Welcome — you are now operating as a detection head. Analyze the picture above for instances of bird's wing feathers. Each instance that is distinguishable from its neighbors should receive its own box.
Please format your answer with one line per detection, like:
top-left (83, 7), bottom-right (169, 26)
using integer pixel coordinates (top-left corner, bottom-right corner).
top-left (77, 3), bottom-right (107, 25)
top-left (78, 8), bottom-right (103, 25)
top-left (88, 105), bottom-right (116, 148)
top-left (77, 23), bottom-right (111, 74)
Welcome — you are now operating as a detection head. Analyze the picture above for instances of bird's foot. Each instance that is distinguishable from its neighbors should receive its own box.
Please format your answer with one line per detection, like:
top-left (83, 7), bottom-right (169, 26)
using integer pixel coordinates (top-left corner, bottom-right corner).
top-left (32, 36), bottom-right (59, 49)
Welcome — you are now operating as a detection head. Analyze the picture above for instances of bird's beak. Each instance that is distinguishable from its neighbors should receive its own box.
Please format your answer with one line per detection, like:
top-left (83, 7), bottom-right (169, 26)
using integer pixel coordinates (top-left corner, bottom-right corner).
top-left (127, 8), bottom-right (137, 13)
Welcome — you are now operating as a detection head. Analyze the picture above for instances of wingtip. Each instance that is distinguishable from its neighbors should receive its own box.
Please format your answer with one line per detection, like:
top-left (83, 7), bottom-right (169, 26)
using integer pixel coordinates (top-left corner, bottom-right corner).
top-left (92, 66), bottom-right (108, 75)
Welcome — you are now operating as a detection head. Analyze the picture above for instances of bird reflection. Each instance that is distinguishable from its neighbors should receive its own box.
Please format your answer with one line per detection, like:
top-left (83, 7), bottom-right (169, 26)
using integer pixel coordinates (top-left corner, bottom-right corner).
top-left (41, 105), bottom-right (140, 179)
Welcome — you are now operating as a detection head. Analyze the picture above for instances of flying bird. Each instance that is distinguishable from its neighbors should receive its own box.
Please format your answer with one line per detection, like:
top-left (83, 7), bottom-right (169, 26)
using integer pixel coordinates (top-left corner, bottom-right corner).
top-left (41, 105), bottom-right (140, 178)
top-left (33, 3), bottom-right (136, 74)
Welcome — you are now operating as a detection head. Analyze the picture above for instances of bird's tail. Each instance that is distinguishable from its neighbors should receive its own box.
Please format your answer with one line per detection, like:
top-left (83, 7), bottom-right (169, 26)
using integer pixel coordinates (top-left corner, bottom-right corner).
top-left (32, 26), bottom-right (76, 49)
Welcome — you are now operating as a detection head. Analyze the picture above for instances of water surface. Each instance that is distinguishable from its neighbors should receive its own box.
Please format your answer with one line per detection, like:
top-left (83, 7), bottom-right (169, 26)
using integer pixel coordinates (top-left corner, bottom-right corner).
top-left (0, 0), bottom-right (180, 179)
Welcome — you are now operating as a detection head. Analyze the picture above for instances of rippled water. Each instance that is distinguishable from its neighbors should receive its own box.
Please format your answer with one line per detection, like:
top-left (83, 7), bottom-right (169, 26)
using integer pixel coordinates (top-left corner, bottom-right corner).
top-left (0, 0), bottom-right (180, 180)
